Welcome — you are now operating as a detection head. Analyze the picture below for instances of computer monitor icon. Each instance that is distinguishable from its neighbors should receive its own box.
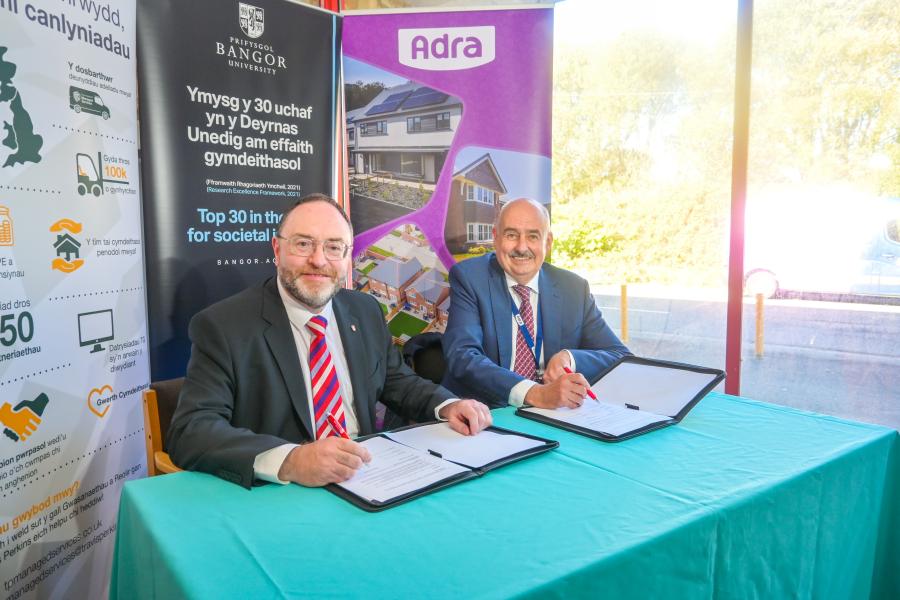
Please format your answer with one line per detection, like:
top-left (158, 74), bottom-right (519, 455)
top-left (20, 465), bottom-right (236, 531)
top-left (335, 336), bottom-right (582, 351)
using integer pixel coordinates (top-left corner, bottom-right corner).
top-left (78, 309), bottom-right (114, 353)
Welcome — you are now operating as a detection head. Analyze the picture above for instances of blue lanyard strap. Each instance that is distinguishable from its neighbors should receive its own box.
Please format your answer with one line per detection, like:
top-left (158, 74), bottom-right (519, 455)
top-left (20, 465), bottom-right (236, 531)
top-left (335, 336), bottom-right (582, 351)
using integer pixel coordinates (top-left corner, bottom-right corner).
top-left (509, 290), bottom-right (543, 372)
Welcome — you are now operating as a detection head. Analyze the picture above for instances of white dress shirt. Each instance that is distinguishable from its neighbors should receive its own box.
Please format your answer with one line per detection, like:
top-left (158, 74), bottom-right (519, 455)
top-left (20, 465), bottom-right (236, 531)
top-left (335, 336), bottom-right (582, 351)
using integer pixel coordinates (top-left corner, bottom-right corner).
top-left (254, 280), bottom-right (455, 484)
top-left (505, 273), bottom-right (575, 407)
top-left (254, 280), bottom-right (358, 484)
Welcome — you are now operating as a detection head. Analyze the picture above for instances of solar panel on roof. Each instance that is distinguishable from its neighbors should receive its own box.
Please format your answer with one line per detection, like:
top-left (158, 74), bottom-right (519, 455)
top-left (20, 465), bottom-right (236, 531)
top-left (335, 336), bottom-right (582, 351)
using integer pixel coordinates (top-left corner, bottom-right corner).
top-left (407, 86), bottom-right (437, 97)
top-left (364, 90), bottom-right (414, 116)
top-left (401, 93), bottom-right (449, 110)
top-left (365, 100), bottom-right (402, 115)
top-left (384, 91), bottom-right (412, 102)
top-left (400, 87), bottom-right (450, 110)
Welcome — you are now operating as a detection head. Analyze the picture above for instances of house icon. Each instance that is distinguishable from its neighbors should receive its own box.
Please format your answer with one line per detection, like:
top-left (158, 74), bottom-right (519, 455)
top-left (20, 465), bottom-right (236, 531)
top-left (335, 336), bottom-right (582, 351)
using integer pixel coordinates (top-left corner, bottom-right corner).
top-left (54, 233), bottom-right (81, 261)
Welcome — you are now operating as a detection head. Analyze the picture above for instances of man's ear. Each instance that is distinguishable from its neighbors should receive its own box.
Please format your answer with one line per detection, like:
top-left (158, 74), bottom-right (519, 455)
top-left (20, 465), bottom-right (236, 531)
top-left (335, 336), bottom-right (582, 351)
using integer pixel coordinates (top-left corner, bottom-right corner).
top-left (545, 231), bottom-right (553, 254)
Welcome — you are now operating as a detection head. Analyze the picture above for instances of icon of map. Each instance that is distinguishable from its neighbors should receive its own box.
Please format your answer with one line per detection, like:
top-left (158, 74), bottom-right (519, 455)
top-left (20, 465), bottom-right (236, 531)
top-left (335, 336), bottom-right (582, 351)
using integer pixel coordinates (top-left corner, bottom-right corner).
top-left (0, 47), bottom-right (43, 168)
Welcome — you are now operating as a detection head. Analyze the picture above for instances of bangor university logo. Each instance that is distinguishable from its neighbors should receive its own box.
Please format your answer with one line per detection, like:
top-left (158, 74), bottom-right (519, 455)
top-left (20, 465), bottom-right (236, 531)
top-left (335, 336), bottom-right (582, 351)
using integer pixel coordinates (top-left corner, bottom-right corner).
top-left (239, 3), bottom-right (265, 39)
top-left (1, 393), bottom-right (49, 442)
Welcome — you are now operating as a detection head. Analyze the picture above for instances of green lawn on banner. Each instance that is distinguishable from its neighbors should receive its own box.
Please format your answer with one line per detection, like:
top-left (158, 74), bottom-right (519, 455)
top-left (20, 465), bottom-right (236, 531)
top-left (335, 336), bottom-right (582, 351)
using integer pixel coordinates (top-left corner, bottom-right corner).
top-left (388, 312), bottom-right (427, 338)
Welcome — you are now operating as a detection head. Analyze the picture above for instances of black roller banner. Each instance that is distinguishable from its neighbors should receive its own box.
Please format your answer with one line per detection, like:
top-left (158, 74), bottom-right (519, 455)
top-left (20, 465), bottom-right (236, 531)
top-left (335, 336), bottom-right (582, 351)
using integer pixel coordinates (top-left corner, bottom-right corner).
top-left (137, 0), bottom-right (341, 380)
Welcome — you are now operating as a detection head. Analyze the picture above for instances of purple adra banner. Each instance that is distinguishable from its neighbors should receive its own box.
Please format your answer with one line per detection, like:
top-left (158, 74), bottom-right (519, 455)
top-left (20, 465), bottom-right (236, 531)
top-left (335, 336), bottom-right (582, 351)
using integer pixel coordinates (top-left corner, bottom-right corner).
top-left (342, 7), bottom-right (552, 340)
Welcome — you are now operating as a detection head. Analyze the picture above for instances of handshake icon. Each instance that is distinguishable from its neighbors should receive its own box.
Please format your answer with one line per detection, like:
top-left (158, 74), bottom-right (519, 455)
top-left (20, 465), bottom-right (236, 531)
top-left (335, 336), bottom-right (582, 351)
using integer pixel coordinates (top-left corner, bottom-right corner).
top-left (1, 393), bottom-right (50, 442)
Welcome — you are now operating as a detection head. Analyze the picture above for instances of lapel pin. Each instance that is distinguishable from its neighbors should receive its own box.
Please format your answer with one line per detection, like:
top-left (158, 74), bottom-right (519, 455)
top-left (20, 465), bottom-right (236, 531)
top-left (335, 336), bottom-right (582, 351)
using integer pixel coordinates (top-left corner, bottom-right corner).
top-left (351, 324), bottom-right (357, 332)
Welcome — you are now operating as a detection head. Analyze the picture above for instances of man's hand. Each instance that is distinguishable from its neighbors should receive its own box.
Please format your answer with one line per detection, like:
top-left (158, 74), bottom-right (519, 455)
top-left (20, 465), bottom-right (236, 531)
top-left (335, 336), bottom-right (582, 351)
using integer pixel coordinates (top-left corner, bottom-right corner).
top-left (524, 372), bottom-right (590, 409)
top-left (439, 399), bottom-right (492, 436)
top-left (277, 438), bottom-right (371, 487)
top-left (542, 350), bottom-right (573, 384)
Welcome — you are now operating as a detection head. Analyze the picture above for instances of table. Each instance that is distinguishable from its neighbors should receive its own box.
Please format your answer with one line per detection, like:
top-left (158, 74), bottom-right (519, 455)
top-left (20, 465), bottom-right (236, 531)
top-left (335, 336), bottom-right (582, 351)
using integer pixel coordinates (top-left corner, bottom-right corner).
top-left (110, 394), bottom-right (900, 599)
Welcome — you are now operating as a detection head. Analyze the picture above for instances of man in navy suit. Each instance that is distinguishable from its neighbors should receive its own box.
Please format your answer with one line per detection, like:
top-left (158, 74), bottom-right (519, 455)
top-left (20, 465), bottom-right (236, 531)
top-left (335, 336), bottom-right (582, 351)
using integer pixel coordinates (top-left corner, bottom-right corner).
top-left (442, 198), bottom-right (631, 409)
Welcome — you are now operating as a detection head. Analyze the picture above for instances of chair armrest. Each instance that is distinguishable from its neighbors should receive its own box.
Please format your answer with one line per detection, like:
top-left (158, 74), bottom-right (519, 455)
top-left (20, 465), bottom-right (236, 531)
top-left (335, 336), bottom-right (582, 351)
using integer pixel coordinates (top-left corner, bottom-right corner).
top-left (154, 451), bottom-right (182, 474)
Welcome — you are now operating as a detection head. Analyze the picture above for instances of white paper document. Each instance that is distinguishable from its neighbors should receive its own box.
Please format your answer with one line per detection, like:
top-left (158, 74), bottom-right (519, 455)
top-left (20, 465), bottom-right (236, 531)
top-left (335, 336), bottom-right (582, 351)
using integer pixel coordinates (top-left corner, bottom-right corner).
top-left (522, 401), bottom-right (670, 436)
top-left (385, 422), bottom-right (546, 469)
top-left (590, 362), bottom-right (720, 416)
top-left (336, 436), bottom-right (468, 503)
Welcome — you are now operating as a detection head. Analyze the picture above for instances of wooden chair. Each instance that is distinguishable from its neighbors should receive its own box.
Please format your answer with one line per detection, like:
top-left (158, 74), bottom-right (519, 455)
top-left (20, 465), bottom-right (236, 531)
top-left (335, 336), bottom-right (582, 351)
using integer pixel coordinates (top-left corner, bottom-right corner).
top-left (142, 378), bottom-right (184, 476)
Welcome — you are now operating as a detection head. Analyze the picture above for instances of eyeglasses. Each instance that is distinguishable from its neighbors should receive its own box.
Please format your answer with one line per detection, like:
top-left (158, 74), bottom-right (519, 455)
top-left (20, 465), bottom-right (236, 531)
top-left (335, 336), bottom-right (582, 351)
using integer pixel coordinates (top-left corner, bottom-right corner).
top-left (277, 235), bottom-right (351, 260)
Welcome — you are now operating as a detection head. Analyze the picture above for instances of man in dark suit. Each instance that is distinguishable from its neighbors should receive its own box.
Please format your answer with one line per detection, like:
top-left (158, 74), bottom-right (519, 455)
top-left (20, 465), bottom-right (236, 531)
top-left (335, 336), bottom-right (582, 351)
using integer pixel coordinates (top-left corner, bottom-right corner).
top-left (168, 194), bottom-right (491, 489)
top-left (442, 198), bottom-right (630, 409)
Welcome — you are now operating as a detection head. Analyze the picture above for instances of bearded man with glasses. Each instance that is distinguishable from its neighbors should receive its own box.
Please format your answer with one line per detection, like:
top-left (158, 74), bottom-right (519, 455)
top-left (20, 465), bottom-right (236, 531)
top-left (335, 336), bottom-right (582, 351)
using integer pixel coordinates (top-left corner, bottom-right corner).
top-left (168, 193), bottom-right (491, 489)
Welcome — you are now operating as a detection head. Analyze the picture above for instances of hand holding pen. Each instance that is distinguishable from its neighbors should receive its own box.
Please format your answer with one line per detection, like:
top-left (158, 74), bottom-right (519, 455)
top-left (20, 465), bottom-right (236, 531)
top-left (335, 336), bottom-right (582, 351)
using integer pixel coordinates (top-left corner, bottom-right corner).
top-left (563, 366), bottom-right (598, 402)
top-left (326, 412), bottom-right (350, 439)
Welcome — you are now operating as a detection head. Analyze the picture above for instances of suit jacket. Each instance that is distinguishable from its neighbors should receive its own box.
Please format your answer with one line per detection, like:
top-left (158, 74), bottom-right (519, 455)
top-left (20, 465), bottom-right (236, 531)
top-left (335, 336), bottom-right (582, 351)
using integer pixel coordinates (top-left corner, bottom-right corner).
top-left (442, 253), bottom-right (631, 407)
top-left (167, 277), bottom-right (455, 488)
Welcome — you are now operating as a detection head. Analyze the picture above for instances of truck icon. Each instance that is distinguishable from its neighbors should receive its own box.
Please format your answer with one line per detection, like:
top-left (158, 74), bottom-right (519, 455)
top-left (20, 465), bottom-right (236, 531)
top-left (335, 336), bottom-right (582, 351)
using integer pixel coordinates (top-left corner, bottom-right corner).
top-left (76, 152), bottom-right (128, 196)
top-left (69, 86), bottom-right (110, 120)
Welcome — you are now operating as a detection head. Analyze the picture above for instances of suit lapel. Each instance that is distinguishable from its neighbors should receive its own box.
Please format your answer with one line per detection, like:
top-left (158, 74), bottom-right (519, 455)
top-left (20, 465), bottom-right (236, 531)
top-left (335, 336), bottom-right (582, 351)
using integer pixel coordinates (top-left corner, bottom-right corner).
top-left (488, 255), bottom-right (513, 369)
top-left (261, 278), bottom-right (314, 438)
top-left (538, 268), bottom-right (562, 360)
top-left (332, 293), bottom-right (373, 435)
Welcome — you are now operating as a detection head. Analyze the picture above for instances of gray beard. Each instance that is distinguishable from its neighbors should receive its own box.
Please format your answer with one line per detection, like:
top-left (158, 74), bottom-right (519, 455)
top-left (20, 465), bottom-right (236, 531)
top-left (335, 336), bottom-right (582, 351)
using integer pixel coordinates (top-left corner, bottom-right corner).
top-left (278, 267), bottom-right (341, 310)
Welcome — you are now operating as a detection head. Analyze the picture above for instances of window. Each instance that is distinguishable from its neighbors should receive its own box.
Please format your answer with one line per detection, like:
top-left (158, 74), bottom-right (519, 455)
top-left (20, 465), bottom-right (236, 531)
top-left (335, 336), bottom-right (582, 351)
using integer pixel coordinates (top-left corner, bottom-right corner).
top-left (407, 112), bottom-right (451, 133)
top-left (348, 128), bottom-right (355, 141)
top-left (400, 154), bottom-right (422, 177)
top-left (361, 121), bottom-right (386, 136)
top-left (376, 153), bottom-right (399, 173)
top-left (467, 222), bottom-right (493, 243)
top-left (374, 153), bottom-right (423, 178)
top-left (465, 183), bottom-right (497, 205)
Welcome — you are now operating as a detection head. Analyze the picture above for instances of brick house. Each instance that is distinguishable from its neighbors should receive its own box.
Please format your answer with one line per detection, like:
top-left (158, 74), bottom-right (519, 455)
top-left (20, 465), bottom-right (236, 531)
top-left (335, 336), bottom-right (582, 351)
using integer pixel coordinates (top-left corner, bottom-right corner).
top-left (367, 256), bottom-right (423, 305)
top-left (444, 153), bottom-right (507, 254)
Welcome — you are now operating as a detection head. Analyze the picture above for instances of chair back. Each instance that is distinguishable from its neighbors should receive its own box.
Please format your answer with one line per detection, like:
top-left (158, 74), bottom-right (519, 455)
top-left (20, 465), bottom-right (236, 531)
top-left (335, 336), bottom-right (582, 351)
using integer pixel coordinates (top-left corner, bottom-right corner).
top-left (402, 332), bottom-right (446, 385)
top-left (142, 377), bottom-right (184, 476)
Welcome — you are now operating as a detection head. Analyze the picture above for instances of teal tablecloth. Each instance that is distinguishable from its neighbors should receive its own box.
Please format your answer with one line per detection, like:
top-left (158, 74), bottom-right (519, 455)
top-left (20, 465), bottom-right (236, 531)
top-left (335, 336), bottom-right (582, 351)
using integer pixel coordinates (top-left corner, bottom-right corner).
top-left (110, 393), bottom-right (899, 599)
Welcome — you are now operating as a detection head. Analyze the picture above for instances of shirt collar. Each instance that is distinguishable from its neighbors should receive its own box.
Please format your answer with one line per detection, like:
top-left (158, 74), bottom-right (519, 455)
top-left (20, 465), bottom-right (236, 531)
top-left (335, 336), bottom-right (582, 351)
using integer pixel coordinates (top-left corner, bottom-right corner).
top-left (276, 277), bottom-right (335, 329)
top-left (504, 271), bottom-right (540, 295)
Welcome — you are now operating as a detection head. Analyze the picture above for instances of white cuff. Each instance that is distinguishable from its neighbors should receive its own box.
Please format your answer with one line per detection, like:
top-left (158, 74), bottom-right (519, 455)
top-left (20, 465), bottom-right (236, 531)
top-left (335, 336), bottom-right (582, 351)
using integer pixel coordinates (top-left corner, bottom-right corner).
top-left (253, 443), bottom-right (299, 485)
top-left (565, 349), bottom-right (576, 371)
top-left (434, 398), bottom-right (457, 420)
top-left (508, 379), bottom-right (537, 408)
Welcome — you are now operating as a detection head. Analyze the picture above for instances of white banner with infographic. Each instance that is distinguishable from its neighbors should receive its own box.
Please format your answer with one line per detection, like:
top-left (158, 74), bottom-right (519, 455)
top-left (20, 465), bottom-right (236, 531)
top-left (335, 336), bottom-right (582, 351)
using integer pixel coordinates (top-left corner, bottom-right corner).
top-left (0, 1), bottom-right (149, 597)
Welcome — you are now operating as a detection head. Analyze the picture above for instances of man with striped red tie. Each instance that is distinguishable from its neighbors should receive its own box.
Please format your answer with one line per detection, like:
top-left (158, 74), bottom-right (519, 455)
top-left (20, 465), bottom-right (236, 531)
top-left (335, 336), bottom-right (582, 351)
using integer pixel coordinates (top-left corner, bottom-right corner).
top-left (168, 194), bottom-right (491, 489)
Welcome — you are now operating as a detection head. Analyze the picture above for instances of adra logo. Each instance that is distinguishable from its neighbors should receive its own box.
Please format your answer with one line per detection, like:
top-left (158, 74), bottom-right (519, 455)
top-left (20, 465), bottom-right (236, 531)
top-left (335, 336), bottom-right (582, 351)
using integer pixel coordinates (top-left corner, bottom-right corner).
top-left (398, 26), bottom-right (495, 71)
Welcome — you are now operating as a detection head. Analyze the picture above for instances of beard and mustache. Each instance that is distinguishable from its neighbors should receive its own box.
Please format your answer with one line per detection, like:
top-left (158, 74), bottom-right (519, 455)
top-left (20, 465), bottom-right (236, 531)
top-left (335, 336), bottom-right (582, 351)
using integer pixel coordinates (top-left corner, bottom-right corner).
top-left (278, 263), bottom-right (343, 310)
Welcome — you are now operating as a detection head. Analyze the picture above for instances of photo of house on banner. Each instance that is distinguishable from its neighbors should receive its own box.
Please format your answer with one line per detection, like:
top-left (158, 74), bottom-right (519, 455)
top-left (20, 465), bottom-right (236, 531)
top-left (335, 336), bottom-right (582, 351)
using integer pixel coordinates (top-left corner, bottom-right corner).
top-left (353, 224), bottom-right (450, 343)
top-left (344, 58), bottom-right (463, 234)
top-left (444, 146), bottom-right (552, 260)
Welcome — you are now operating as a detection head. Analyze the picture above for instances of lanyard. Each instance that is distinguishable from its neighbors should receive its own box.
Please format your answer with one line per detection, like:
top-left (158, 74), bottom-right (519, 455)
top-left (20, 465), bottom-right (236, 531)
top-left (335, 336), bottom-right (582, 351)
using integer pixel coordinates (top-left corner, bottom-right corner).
top-left (509, 290), bottom-right (543, 373)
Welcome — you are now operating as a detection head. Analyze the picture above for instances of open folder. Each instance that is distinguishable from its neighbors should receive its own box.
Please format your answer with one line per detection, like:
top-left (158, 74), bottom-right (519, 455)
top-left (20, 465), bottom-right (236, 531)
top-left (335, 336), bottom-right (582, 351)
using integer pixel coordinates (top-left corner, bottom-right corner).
top-left (516, 356), bottom-right (725, 441)
top-left (327, 422), bottom-right (558, 511)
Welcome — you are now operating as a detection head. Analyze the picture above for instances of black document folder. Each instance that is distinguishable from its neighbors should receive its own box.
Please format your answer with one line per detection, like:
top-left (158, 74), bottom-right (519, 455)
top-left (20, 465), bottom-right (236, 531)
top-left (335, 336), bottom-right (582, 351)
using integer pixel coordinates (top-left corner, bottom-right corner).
top-left (516, 356), bottom-right (725, 442)
top-left (327, 422), bottom-right (558, 512)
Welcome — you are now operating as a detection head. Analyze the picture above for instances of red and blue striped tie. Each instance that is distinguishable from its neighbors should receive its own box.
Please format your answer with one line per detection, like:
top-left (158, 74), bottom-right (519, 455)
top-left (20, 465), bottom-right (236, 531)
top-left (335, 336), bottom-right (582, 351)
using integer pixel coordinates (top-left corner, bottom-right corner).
top-left (307, 316), bottom-right (347, 440)
top-left (512, 284), bottom-right (538, 381)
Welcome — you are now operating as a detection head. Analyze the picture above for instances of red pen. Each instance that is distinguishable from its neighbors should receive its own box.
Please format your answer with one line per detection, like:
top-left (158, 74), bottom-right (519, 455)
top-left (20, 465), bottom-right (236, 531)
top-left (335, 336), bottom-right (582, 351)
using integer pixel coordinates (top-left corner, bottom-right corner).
top-left (563, 366), bottom-right (598, 402)
top-left (326, 412), bottom-right (350, 439)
